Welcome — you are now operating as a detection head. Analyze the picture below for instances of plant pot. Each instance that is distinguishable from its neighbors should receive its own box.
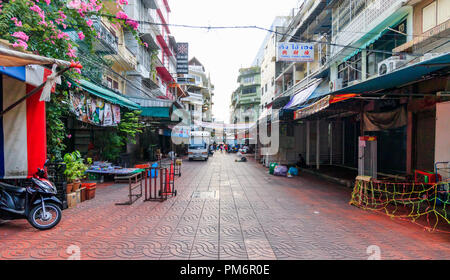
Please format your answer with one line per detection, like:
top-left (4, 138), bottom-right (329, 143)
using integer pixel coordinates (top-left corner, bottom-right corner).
top-left (72, 181), bottom-right (81, 192)
top-left (66, 183), bottom-right (74, 194)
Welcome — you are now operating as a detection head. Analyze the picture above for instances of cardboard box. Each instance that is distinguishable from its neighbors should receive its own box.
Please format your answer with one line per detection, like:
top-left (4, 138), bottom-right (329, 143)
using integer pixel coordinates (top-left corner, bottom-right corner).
top-left (67, 193), bottom-right (77, 208)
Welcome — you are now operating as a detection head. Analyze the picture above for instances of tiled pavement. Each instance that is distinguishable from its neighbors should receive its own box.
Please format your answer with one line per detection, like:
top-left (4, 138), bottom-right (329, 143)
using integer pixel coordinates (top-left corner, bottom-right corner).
top-left (0, 153), bottom-right (449, 260)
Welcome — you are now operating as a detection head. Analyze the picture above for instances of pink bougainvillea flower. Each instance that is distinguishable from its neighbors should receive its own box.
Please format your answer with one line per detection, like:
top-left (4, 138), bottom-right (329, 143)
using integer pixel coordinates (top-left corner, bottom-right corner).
top-left (116, 11), bottom-right (128, 20)
top-left (10, 17), bottom-right (23, 27)
top-left (116, 0), bottom-right (128, 5)
top-left (143, 42), bottom-right (148, 48)
top-left (67, 82), bottom-right (72, 88)
top-left (78, 31), bottom-right (85, 40)
top-left (86, 19), bottom-right (93, 27)
top-left (30, 4), bottom-right (46, 23)
top-left (68, 0), bottom-right (81, 9)
top-left (12, 39), bottom-right (28, 50)
top-left (58, 10), bottom-right (67, 19)
top-left (126, 19), bottom-right (139, 30)
top-left (44, 0), bottom-right (51, 5)
top-left (12, 31), bottom-right (29, 42)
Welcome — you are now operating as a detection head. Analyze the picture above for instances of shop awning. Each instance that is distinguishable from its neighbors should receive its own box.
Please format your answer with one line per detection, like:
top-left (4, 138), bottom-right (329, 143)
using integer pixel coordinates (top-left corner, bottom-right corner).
top-left (156, 66), bottom-right (174, 82)
top-left (76, 79), bottom-right (141, 110)
top-left (141, 107), bottom-right (170, 118)
top-left (283, 80), bottom-right (322, 109)
top-left (294, 95), bottom-right (331, 120)
top-left (0, 45), bottom-right (71, 68)
top-left (333, 53), bottom-right (450, 95)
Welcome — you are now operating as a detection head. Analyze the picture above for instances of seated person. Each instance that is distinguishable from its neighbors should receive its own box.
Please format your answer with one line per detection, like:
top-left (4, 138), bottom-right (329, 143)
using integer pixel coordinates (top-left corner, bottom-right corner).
top-left (296, 154), bottom-right (306, 168)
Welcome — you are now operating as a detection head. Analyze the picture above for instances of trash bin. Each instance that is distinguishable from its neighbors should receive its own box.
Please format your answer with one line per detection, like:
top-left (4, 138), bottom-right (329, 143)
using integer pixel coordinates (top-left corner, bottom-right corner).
top-left (269, 163), bottom-right (279, 175)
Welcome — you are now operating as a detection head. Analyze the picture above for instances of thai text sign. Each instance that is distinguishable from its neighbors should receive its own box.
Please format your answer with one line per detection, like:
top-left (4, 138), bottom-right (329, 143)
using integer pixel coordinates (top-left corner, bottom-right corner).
top-left (176, 43), bottom-right (189, 74)
top-left (277, 42), bottom-right (314, 62)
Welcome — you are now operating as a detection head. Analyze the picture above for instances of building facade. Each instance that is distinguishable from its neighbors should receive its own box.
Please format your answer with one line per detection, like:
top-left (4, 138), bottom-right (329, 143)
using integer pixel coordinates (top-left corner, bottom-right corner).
top-left (251, 0), bottom-right (449, 181)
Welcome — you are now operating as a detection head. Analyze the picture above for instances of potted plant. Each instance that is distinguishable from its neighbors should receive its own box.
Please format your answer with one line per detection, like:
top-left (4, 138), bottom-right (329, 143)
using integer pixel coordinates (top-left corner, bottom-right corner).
top-left (63, 151), bottom-right (90, 193)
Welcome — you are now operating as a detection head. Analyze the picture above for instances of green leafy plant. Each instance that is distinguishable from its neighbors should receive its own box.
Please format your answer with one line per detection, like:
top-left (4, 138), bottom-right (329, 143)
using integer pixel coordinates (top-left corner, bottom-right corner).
top-left (99, 131), bottom-right (124, 162)
top-left (0, 0), bottom-right (147, 160)
top-left (63, 151), bottom-right (90, 182)
top-left (118, 110), bottom-right (144, 145)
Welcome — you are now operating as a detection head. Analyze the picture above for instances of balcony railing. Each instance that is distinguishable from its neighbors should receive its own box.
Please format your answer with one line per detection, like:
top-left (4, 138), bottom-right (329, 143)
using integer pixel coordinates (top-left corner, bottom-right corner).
top-left (92, 19), bottom-right (118, 54)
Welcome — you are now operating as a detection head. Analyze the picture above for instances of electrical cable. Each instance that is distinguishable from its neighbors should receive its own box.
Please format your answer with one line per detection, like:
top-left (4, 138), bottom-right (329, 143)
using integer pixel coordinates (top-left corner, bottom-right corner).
top-left (97, 14), bottom-right (449, 58)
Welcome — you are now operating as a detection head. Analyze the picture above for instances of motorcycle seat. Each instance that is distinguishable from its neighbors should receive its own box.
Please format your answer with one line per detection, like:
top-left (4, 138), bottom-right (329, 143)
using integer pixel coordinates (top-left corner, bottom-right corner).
top-left (0, 182), bottom-right (26, 194)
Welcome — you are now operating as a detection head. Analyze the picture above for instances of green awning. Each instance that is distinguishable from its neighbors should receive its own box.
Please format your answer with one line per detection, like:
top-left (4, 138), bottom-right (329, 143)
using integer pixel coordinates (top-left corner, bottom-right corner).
top-left (342, 14), bottom-right (408, 62)
top-left (141, 107), bottom-right (170, 118)
top-left (73, 79), bottom-right (141, 110)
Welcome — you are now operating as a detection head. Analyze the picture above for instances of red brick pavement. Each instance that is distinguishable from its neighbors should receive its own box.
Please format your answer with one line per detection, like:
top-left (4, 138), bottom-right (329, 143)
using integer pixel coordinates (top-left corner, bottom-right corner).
top-left (0, 153), bottom-right (449, 260)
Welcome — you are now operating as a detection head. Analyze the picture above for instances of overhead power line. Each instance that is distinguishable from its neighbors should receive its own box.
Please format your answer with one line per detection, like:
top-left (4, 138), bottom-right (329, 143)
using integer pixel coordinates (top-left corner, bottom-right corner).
top-left (99, 14), bottom-right (449, 58)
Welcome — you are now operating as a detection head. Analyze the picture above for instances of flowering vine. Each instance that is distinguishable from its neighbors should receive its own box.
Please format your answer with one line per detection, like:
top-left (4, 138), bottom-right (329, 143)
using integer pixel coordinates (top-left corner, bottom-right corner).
top-left (0, 0), bottom-right (146, 160)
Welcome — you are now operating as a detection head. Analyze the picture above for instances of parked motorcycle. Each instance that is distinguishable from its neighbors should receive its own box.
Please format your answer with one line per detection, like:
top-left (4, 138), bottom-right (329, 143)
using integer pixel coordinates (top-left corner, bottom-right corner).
top-left (0, 160), bottom-right (62, 230)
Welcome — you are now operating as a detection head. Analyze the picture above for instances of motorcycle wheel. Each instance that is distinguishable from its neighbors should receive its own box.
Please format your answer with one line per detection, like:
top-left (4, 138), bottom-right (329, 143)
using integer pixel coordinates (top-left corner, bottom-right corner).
top-left (28, 202), bottom-right (62, 230)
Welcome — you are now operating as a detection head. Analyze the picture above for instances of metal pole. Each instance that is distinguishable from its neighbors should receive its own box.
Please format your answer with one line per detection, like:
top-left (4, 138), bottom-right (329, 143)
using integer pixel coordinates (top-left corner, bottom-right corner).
top-left (316, 120), bottom-right (320, 170)
top-left (306, 121), bottom-right (310, 166)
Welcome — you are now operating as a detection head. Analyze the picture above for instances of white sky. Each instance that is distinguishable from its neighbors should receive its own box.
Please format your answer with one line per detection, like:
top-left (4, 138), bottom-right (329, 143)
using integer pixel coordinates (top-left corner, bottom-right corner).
top-left (170, 0), bottom-right (301, 123)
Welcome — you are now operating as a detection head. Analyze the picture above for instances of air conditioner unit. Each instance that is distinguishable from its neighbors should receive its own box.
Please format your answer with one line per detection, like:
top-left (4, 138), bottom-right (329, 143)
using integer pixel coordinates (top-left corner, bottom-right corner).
top-left (378, 57), bottom-right (407, 76)
top-left (329, 78), bottom-right (343, 92)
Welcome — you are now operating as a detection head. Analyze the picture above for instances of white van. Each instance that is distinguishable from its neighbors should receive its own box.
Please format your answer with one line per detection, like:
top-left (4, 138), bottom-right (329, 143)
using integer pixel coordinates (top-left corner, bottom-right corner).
top-left (188, 131), bottom-right (210, 161)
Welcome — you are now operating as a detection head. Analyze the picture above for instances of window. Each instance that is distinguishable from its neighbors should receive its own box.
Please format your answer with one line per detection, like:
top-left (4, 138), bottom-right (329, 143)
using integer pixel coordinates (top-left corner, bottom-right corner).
top-left (366, 20), bottom-right (407, 78)
top-left (438, 0), bottom-right (450, 25)
top-left (338, 52), bottom-right (362, 86)
top-left (243, 76), bottom-right (254, 84)
top-left (423, 1), bottom-right (437, 32)
top-left (242, 86), bottom-right (257, 95)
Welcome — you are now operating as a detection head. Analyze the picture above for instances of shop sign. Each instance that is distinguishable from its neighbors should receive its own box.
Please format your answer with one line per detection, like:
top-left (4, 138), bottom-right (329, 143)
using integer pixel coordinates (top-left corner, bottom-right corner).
top-left (294, 95), bottom-right (330, 120)
top-left (176, 43), bottom-right (189, 74)
top-left (277, 42), bottom-right (314, 62)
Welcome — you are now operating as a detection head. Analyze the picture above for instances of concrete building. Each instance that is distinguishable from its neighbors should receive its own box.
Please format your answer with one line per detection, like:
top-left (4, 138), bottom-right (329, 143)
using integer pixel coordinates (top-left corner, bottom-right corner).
top-left (230, 66), bottom-right (261, 125)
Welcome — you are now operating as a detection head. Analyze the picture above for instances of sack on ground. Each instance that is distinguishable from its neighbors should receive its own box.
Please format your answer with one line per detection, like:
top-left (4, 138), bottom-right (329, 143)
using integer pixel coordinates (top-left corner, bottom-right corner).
top-left (288, 167), bottom-right (299, 176)
top-left (274, 165), bottom-right (288, 176)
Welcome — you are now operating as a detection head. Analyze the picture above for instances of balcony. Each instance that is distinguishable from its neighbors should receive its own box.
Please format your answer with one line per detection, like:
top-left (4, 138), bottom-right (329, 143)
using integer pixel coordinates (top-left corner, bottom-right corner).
top-left (393, 19), bottom-right (450, 53)
top-left (331, 0), bottom-right (408, 60)
top-left (106, 43), bottom-right (137, 72)
top-left (142, 0), bottom-right (157, 9)
top-left (92, 19), bottom-right (118, 55)
top-left (138, 11), bottom-right (160, 51)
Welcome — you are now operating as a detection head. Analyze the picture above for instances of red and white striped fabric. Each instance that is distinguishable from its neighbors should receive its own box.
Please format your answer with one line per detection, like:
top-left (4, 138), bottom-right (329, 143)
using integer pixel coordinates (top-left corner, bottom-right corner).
top-left (0, 65), bottom-right (52, 179)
